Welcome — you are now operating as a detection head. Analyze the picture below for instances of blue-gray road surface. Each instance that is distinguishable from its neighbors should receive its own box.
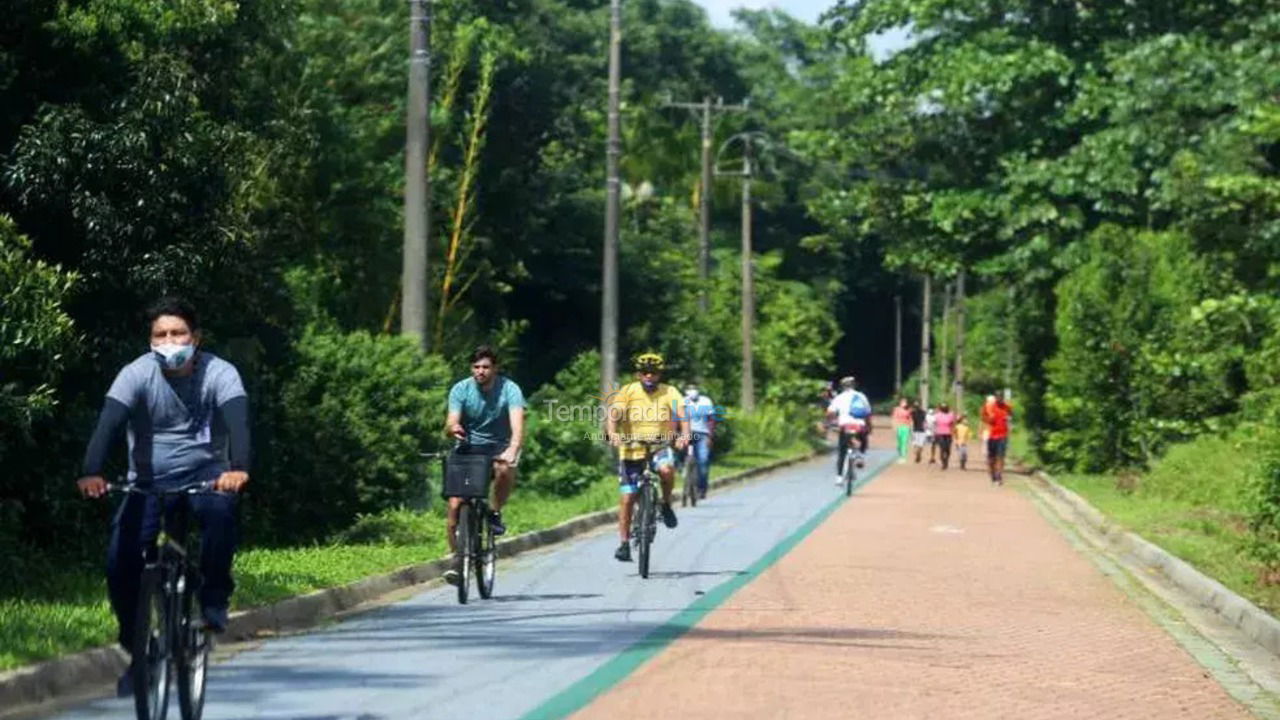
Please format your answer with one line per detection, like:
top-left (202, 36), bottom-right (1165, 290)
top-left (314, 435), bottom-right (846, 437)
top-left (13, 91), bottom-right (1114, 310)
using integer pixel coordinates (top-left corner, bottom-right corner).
top-left (46, 451), bottom-right (889, 720)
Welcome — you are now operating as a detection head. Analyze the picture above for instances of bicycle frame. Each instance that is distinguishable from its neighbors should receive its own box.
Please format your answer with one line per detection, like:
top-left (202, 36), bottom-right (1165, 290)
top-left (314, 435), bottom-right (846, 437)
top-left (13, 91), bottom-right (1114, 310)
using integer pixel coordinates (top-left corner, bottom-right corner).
top-left (109, 480), bottom-right (214, 720)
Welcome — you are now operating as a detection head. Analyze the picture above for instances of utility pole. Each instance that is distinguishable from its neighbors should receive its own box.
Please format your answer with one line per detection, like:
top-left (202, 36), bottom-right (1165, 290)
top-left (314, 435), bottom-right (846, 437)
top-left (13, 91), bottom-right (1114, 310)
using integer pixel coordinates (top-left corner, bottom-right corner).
top-left (954, 269), bottom-right (966, 412)
top-left (940, 280), bottom-right (951, 404)
top-left (666, 96), bottom-right (747, 311)
top-left (895, 293), bottom-right (904, 396)
top-left (920, 275), bottom-right (932, 408)
top-left (401, 0), bottom-right (432, 349)
top-left (740, 142), bottom-right (755, 411)
top-left (600, 0), bottom-right (622, 400)
top-left (1004, 284), bottom-right (1015, 399)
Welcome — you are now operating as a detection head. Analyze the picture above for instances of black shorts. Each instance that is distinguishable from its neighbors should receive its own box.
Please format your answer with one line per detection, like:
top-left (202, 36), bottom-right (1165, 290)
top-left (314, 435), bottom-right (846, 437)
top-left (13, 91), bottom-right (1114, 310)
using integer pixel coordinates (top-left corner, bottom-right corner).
top-left (987, 437), bottom-right (1008, 458)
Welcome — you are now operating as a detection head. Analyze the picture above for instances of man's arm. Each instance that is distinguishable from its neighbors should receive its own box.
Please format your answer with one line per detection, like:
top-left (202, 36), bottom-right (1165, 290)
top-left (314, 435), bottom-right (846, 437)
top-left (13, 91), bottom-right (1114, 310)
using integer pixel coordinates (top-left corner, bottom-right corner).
top-left (501, 406), bottom-right (525, 463)
top-left (214, 396), bottom-right (251, 492)
top-left (77, 398), bottom-right (131, 498)
top-left (446, 409), bottom-right (465, 440)
top-left (445, 382), bottom-right (465, 439)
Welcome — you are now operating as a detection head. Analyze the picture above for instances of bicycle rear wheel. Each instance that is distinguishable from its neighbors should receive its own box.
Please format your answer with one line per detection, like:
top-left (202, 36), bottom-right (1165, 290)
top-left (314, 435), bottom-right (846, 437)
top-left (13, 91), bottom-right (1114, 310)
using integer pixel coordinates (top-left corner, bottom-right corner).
top-left (476, 508), bottom-right (496, 599)
top-left (132, 569), bottom-right (172, 720)
top-left (176, 571), bottom-right (209, 720)
top-left (844, 452), bottom-right (856, 497)
top-left (456, 504), bottom-right (474, 604)
top-left (637, 485), bottom-right (655, 579)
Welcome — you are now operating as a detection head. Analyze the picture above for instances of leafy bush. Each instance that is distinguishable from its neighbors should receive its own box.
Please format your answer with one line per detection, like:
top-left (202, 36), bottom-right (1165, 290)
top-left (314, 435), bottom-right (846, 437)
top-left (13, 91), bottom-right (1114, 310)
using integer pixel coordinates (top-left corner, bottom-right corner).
top-left (522, 351), bottom-right (609, 496)
top-left (722, 404), bottom-right (813, 456)
top-left (255, 327), bottom-right (452, 542)
top-left (1042, 227), bottom-right (1235, 471)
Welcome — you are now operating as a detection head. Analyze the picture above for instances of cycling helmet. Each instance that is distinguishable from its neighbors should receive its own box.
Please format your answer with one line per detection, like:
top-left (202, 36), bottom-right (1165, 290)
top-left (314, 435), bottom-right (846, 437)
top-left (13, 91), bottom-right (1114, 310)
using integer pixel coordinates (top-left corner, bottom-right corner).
top-left (839, 376), bottom-right (856, 390)
top-left (634, 352), bottom-right (665, 372)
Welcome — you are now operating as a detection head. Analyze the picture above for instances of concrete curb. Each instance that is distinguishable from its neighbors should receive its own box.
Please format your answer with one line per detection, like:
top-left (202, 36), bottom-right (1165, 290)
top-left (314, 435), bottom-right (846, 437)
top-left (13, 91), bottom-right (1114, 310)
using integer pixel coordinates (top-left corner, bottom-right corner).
top-left (0, 447), bottom-right (826, 716)
top-left (1028, 469), bottom-right (1280, 659)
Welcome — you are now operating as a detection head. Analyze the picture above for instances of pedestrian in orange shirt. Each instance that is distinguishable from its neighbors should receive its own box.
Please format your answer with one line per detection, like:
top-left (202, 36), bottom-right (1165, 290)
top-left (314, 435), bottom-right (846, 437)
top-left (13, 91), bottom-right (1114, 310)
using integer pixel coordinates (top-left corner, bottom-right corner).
top-left (981, 395), bottom-right (1014, 486)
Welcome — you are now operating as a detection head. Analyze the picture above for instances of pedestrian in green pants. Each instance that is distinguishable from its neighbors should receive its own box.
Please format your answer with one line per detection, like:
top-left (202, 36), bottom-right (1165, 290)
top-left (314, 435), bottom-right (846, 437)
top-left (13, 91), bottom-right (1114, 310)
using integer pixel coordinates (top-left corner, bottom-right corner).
top-left (891, 397), bottom-right (912, 464)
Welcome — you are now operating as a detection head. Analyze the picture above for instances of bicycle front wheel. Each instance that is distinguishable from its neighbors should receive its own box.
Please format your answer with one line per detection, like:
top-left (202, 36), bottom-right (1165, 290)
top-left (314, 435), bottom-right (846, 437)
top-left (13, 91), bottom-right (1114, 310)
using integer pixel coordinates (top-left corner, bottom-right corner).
top-left (637, 485), bottom-right (655, 579)
top-left (477, 509), bottom-right (496, 599)
top-left (176, 571), bottom-right (209, 720)
top-left (132, 569), bottom-right (173, 720)
top-left (456, 504), bottom-right (474, 604)
top-left (682, 455), bottom-right (698, 508)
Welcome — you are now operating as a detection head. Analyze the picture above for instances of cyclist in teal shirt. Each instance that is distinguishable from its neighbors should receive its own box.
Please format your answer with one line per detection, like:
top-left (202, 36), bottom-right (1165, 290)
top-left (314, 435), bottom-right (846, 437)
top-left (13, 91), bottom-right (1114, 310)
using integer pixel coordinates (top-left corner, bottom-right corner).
top-left (443, 345), bottom-right (525, 584)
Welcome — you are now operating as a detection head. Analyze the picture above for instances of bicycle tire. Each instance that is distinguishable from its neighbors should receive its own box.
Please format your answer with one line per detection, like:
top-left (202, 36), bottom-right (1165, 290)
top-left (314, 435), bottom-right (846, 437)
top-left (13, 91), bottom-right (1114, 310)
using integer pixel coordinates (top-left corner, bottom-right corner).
top-left (682, 454), bottom-right (697, 508)
top-left (844, 453), bottom-right (856, 497)
top-left (176, 570), bottom-right (208, 720)
top-left (456, 504), bottom-right (474, 604)
top-left (637, 485), bottom-right (654, 579)
top-left (477, 508), bottom-right (496, 599)
top-left (132, 569), bottom-right (172, 720)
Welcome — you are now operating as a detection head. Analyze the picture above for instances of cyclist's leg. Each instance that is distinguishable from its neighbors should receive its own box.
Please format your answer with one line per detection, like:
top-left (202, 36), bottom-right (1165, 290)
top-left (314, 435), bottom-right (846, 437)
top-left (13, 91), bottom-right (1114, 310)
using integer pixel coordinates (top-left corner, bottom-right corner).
top-left (491, 460), bottom-right (514, 511)
top-left (107, 492), bottom-right (161, 652)
top-left (858, 429), bottom-right (869, 454)
top-left (189, 490), bottom-right (237, 630)
top-left (446, 496), bottom-right (464, 552)
top-left (693, 434), bottom-right (711, 493)
top-left (654, 450), bottom-right (676, 505)
top-left (835, 430), bottom-right (850, 475)
top-left (618, 461), bottom-right (643, 542)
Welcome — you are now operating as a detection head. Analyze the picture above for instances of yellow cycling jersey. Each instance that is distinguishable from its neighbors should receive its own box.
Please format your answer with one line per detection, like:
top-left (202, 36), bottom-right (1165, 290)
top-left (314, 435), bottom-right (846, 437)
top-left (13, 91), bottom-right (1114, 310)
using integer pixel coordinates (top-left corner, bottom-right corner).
top-left (609, 381), bottom-right (684, 461)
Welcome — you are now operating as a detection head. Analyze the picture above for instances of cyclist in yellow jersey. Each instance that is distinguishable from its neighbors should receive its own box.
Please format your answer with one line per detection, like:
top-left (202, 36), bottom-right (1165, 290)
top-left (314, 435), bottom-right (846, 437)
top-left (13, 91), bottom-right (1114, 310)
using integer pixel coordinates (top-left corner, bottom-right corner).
top-left (605, 352), bottom-right (690, 562)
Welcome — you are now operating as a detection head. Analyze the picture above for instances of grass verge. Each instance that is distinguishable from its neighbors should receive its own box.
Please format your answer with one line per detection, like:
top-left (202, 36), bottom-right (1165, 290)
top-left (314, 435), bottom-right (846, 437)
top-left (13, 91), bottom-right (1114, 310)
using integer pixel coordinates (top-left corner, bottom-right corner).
top-left (1015, 429), bottom-right (1280, 616)
top-left (0, 439), bottom-right (814, 672)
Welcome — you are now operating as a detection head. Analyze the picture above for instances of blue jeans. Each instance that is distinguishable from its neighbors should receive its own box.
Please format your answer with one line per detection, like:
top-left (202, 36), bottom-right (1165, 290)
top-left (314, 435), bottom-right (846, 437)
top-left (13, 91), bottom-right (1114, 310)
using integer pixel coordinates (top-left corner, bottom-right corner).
top-left (107, 486), bottom-right (238, 653)
top-left (690, 432), bottom-right (712, 493)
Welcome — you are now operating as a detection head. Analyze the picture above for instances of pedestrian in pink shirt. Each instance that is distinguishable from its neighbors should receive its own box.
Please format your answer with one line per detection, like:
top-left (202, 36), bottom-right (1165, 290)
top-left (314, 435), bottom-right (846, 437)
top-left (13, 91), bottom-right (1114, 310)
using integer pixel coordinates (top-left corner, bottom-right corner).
top-left (933, 403), bottom-right (956, 470)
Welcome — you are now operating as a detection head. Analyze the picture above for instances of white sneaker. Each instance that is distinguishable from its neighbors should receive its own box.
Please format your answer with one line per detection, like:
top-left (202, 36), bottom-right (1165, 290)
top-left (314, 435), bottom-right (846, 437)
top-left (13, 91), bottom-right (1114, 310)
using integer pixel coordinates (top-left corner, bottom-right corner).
top-left (834, 475), bottom-right (845, 485)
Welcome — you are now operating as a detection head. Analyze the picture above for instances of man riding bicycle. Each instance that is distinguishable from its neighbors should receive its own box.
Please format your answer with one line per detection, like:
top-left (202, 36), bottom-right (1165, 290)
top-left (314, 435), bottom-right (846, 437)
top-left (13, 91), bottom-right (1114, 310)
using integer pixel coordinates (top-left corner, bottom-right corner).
top-left (76, 297), bottom-right (250, 697)
top-left (682, 383), bottom-right (717, 499)
top-left (826, 376), bottom-right (871, 485)
top-left (606, 352), bottom-right (689, 562)
top-left (443, 345), bottom-right (525, 585)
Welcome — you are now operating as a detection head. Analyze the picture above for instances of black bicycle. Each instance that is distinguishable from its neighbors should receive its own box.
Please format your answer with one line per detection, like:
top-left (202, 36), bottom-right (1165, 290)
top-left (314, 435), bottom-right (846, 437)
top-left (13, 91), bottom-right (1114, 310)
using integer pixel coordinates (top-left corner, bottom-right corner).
top-left (430, 447), bottom-right (498, 604)
top-left (108, 481), bottom-right (215, 720)
top-left (680, 442), bottom-right (698, 508)
top-left (626, 441), bottom-right (670, 579)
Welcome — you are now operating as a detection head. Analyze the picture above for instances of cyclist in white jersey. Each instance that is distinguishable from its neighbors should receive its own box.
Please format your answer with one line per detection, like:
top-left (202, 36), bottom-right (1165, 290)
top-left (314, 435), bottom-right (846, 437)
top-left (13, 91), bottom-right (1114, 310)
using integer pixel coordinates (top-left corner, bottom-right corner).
top-left (826, 376), bottom-right (872, 485)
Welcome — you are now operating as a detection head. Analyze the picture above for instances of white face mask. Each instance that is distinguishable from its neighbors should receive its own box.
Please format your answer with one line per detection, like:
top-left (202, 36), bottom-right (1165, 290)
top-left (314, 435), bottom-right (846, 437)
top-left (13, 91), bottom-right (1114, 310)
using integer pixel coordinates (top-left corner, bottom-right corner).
top-left (152, 343), bottom-right (195, 370)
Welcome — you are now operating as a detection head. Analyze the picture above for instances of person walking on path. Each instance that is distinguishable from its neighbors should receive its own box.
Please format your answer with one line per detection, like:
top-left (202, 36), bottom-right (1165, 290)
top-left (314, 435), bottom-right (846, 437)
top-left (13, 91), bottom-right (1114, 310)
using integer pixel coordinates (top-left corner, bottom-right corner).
top-left (933, 403), bottom-right (956, 470)
top-left (980, 394), bottom-right (995, 459)
top-left (910, 400), bottom-right (928, 463)
top-left (891, 397), bottom-right (912, 464)
top-left (981, 394), bottom-right (1014, 485)
top-left (954, 415), bottom-right (972, 470)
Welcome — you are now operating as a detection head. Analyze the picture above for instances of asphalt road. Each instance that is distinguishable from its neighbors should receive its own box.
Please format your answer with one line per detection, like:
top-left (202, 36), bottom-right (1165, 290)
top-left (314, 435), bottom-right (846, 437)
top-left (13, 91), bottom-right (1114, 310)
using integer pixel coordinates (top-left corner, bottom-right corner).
top-left (45, 449), bottom-right (890, 720)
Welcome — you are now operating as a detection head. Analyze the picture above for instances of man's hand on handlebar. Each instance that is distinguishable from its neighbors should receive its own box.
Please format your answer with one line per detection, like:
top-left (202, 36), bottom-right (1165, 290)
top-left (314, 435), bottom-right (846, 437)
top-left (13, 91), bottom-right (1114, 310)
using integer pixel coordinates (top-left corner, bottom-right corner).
top-left (215, 471), bottom-right (250, 493)
top-left (77, 475), bottom-right (108, 499)
top-left (449, 423), bottom-right (467, 440)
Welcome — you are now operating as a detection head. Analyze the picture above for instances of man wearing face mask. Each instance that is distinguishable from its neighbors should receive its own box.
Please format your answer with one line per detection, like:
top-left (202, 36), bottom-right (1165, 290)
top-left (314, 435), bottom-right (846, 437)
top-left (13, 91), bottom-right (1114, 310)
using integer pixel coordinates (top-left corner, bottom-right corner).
top-left (77, 296), bottom-right (250, 697)
top-left (682, 384), bottom-right (717, 499)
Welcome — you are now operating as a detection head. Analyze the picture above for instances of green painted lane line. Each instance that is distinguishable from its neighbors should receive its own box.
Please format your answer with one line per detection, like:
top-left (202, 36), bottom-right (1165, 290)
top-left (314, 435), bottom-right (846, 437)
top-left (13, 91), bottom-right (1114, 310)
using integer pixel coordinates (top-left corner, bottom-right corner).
top-left (519, 455), bottom-right (892, 720)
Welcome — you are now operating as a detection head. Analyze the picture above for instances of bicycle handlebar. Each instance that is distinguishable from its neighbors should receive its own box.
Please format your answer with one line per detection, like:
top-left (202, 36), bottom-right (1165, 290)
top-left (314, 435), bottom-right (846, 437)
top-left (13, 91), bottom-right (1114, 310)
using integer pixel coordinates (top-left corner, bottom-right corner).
top-left (107, 480), bottom-right (215, 496)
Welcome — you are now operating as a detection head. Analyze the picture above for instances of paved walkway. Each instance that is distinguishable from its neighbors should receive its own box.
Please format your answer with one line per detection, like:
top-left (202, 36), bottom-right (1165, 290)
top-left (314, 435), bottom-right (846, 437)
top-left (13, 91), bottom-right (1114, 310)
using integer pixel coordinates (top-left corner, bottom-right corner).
top-left (574, 434), bottom-right (1253, 719)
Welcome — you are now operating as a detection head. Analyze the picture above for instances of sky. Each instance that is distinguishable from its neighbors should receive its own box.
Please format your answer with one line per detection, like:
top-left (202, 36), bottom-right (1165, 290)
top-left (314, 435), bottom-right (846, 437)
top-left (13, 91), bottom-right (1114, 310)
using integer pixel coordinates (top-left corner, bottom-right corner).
top-left (694, 0), bottom-right (833, 26)
top-left (693, 0), bottom-right (913, 58)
